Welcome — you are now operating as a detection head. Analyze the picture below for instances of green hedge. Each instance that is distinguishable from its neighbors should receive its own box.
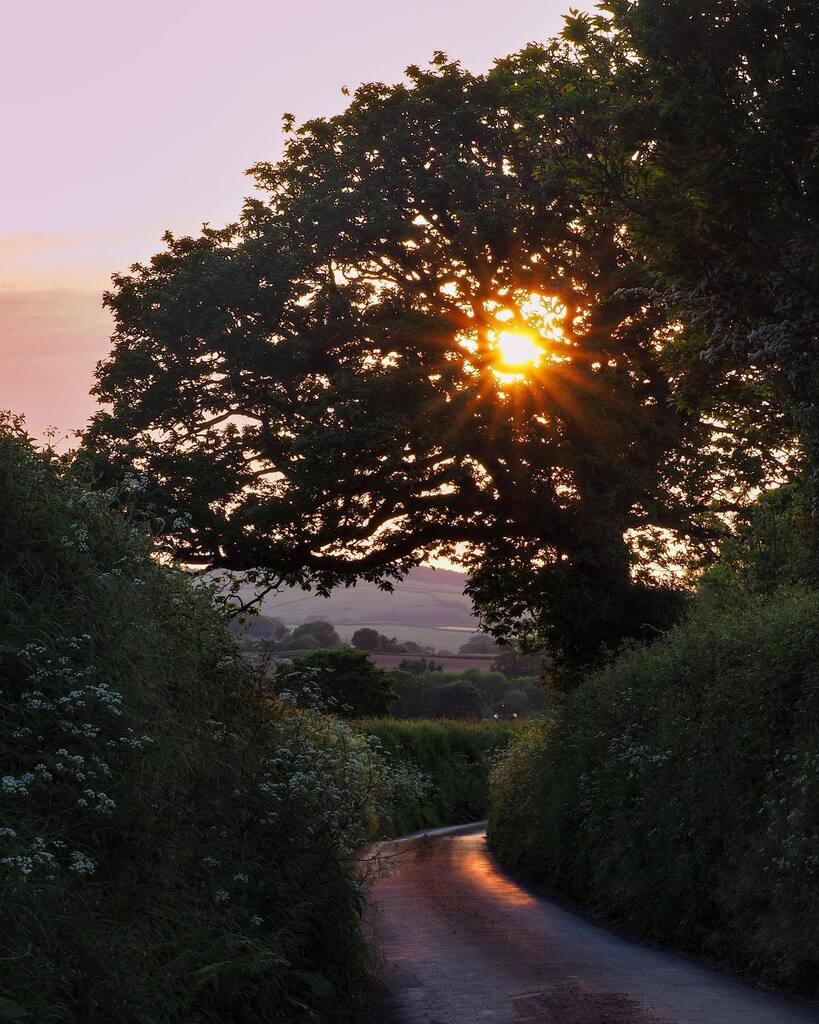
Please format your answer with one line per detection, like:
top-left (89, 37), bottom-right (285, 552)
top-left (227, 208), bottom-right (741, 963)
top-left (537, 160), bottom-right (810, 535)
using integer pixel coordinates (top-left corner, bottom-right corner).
top-left (489, 587), bottom-right (819, 990)
top-left (357, 719), bottom-right (512, 835)
top-left (0, 423), bottom-right (400, 1023)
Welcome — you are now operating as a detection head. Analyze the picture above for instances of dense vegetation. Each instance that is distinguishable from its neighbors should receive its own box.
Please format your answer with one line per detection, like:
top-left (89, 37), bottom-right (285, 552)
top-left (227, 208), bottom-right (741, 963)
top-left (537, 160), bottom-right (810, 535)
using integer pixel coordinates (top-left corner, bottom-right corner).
top-left (7, 0), bottom-right (819, 1013)
top-left (0, 421), bottom-right (422, 1024)
top-left (389, 667), bottom-right (547, 720)
top-left (357, 720), bottom-right (512, 835)
top-left (489, 494), bottom-right (819, 990)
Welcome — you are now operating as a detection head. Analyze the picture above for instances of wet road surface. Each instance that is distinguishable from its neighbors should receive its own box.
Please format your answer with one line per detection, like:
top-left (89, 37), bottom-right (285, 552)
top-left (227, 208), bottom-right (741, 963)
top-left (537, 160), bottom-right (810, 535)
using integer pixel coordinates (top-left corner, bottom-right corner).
top-left (356, 823), bottom-right (819, 1024)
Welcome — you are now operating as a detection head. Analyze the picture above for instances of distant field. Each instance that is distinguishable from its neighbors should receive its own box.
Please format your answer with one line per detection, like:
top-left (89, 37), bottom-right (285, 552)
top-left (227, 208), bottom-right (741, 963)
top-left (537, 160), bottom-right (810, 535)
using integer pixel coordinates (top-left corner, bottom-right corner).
top-left (318, 623), bottom-right (481, 652)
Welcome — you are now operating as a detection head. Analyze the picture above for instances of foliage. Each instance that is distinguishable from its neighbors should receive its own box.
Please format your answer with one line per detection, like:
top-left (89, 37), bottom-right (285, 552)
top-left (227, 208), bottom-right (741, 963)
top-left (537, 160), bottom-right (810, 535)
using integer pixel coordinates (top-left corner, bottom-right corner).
top-left (396, 657), bottom-right (443, 676)
top-left (389, 667), bottom-right (547, 720)
top-left (457, 635), bottom-right (496, 655)
top-left (351, 627), bottom-right (408, 653)
top-left (356, 719), bottom-right (512, 835)
top-left (586, 1), bottom-right (818, 511)
top-left (697, 484), bottom-right (812, 610)
top-left (491, 645), bottom-right (547, 679)
top-left (275, 648), bottom-right (395, 718)
top-left (82, 43), bottom-right (726, 669)
top-left (234, 617), bottom-right (344, 654)
top-left (291, 620), bottom-right (342, 648)
top-left (229, 612), bottom-right (287, 641)
top-left (351, 627), bottom-right (381, 651)
top-left (0, 420), bottom-right (411, 1023)
top-left (393, 678), bottom-right (483, 720)
top-left (489, 582), bottom-right (819, 990)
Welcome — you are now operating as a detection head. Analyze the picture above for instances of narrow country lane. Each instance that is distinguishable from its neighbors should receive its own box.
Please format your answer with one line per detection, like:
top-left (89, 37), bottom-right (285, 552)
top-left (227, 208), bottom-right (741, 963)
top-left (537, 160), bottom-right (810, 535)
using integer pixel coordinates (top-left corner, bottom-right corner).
top-left (355, 824), bottom-right (819, 1024)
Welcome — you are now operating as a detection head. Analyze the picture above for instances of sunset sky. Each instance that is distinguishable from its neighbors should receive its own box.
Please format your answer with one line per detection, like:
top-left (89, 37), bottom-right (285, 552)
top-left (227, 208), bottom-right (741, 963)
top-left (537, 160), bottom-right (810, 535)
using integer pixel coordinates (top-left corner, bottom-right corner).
top-left (1, 0), bottom-right (586, 439)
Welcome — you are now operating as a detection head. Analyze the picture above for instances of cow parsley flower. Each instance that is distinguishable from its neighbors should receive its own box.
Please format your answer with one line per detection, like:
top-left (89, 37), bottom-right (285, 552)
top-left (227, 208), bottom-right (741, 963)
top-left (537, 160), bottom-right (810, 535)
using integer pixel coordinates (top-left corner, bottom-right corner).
top-left (68, 851), bottom-right (97, 876)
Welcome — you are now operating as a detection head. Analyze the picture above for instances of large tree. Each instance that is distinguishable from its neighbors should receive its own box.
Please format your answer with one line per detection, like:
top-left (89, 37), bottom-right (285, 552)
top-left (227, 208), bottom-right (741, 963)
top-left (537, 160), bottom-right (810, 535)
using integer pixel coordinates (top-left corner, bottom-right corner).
top-left (85, 43), bottom-right (728, 667)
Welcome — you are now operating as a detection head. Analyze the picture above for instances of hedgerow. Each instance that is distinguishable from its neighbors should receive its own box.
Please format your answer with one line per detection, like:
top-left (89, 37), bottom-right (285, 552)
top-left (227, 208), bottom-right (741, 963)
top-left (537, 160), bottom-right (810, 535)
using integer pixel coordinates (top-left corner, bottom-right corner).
top-left (488, 584), bottom-right (819, 990)
top-left (357, 719), bottom-right (512, 834)
top-left (0, 419), bottom-right (412, 1023)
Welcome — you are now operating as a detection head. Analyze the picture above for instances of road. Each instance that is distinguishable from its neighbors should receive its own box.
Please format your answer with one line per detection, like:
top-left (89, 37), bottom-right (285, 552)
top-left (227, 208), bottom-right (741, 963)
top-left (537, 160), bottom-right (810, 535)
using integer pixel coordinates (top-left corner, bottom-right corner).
top-left (355, 823), bottom-right (819, 1024)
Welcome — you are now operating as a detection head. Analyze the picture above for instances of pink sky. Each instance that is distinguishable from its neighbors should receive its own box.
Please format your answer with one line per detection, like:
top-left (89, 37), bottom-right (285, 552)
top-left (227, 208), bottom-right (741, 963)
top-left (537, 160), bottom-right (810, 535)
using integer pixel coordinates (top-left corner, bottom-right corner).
top-left (1, 0), bottom-right (584, 439)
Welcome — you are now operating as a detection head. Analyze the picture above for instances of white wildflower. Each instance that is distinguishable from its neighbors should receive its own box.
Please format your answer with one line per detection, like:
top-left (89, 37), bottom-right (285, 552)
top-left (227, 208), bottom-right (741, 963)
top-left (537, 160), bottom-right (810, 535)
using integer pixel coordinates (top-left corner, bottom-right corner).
top-left (68, 851), bottom-right (96, 876)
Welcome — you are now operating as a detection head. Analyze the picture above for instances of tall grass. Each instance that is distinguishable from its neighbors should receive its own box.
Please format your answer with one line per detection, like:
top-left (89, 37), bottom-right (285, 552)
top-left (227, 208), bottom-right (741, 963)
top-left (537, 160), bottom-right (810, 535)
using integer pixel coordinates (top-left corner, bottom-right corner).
top-left (489, 586), bottom-right (819, 991)
top-left (357, 719), bottom-right (512, 834)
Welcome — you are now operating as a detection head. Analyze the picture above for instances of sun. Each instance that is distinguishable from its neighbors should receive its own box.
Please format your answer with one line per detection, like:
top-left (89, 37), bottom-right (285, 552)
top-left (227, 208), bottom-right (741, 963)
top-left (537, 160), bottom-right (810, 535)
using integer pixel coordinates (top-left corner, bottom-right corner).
top-left (467, 295), bottom-right (568, 383)
top-left (495, 330), bottom-right (543, 369)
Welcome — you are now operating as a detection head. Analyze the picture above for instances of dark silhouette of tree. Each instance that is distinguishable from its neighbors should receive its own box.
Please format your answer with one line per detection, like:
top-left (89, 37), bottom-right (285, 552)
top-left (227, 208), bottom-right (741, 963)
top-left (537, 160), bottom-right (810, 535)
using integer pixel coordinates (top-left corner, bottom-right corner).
top-left (491, 646), bottom-right (546, 680)
top-left (85, 44), bottom-right (728, 668)
top-left (458, 635), bottom-right (497, 655)
top-left (294, 619), bottom-right (341, 649)
top-left (351, 627), bottom-right (405, 652)
top-left (351, 627), bottom-right (381, 651)
top-left (228, 612), bottom-right (286, 641)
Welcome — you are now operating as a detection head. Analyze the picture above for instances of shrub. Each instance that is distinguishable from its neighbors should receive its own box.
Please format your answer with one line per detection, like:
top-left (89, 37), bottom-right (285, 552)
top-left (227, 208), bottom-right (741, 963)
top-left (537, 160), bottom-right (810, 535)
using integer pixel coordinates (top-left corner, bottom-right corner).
top-left (489, 585), bottom-right (819, 990)
top-left (0, 422), bottom-right (403, 1023)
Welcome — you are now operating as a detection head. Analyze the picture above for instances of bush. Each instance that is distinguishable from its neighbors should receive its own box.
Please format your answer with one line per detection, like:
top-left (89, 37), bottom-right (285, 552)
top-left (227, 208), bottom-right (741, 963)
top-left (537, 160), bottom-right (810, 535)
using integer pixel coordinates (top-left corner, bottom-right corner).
top-left (489, 585), bottom-right (819, 990)
top-left (0, 422), bottom-right (404, 1023)
top-left (357, 719), bottom-right (512, 834)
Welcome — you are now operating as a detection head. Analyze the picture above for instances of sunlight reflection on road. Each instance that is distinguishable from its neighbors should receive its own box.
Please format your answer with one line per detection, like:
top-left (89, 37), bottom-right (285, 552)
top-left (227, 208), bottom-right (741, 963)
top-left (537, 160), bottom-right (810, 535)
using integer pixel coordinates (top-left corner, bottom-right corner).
top-left (456, 834), bottom-right (536, 908)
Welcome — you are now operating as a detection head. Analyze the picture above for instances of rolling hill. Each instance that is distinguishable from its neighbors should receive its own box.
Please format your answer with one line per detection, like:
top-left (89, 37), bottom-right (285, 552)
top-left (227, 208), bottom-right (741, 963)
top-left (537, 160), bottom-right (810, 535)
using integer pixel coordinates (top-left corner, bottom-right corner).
top-left (258, 566), bottom-right (479, 629)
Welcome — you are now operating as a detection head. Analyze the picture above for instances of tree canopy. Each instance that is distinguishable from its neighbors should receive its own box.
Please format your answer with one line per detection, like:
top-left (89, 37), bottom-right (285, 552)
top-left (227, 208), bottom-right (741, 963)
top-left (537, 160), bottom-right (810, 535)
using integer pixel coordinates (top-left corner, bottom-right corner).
top-left (85, 17), bottom-right (782, 667)
top-left (603, 0), bottom-right (818, 514)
